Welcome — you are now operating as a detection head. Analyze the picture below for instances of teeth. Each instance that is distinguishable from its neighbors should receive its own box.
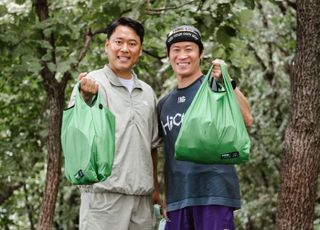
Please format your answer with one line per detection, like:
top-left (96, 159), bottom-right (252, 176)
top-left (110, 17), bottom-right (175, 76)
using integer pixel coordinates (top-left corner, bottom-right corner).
top-left (118, 56), bottom-right (130, 60)
top-left (177, 62), bottom-right (189, 66)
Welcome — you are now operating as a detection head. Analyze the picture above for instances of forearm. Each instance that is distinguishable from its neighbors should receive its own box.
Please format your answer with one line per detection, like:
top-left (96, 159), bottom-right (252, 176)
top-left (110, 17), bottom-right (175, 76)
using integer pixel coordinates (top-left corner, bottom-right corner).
top-left (234, 88), bottom-right (253, 127)
top-left (151, 148), bottom-right (159, 192)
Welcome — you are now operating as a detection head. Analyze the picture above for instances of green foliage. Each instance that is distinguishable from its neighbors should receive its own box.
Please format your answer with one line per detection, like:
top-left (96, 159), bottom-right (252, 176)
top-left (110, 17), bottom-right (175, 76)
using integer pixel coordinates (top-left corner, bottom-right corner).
top-left (243, 0), bottom-right (255, 9)
top-left (216, 25), bottom-right (237, 46)
top-left (0, 66), bottom-right (46, 229)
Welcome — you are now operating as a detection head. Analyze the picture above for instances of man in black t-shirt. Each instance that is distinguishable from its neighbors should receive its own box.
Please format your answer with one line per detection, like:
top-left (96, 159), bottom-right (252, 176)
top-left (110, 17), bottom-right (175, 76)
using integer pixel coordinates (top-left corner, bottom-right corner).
top-left (158, 25), bottom-right (253, 230)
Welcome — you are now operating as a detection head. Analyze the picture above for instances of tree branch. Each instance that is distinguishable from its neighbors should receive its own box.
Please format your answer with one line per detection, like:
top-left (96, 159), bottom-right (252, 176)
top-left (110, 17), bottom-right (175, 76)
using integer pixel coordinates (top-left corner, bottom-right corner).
top-left (286, 0), bottom-right (297, 10)
top-left (76, 27), bottom-right (108, 67)
top-left (257, 1), bottom-right (275, 84)
top-left (0, 182), bottom-right (25, 205)
top-left (274, 0), bottom-right (296, 15)
top-left (197, 0), bottom-right (207, 11)
top-left (274, 1), bottom-right (288, 15)
top-left (61, 26), bottom-right (109, 85)
top-left (23, 184), bottom-right (35, 230)
top-left (33, 0), bottom-right (56, 64)
top-left (33, 0), bottom-right (57, 94)
top-left (143, 49), bottom-right (167, 61)
top-left (146, 0), bottom-right (196, 14)
top-left (247, 43), bottom-right (267, 71)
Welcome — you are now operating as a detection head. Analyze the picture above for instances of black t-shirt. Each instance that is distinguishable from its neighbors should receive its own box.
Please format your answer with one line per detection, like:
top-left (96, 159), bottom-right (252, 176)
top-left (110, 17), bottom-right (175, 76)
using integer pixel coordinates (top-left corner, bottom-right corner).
top-left (157, 76), bottom-right (241, 212)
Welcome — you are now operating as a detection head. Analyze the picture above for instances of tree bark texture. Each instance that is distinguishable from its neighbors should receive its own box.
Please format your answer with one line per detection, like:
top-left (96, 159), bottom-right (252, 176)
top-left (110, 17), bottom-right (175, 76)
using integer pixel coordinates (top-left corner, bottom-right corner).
top-left (276, 0), bottom-right (320, 229)
top-left (37, 95), bottom-right (64, 230)
top-left (34, 0), bottom-right (67, 229)
top-left (33, 0), bottom-right (88, 227)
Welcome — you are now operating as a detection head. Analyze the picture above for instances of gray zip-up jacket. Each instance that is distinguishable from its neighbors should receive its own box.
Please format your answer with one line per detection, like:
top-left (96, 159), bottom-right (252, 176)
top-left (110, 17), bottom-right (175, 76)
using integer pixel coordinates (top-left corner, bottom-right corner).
top-left (68, 65), bottom-right (161, 195)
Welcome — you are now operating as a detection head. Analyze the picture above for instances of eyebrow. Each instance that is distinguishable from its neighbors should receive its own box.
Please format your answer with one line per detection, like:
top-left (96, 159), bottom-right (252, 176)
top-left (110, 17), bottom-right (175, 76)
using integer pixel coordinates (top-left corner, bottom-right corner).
top-left (171, 44), bottom-right (194, 48)
top-left (113, 37), bottom-right (138, 42)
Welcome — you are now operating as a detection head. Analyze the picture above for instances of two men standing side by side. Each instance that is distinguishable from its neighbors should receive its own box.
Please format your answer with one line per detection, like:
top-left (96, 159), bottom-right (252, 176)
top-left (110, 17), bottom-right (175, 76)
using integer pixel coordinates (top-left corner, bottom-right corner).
top-left (157, 25), bottom-right (253, 230)
top-left (66, 17), bottom-right (252, 230)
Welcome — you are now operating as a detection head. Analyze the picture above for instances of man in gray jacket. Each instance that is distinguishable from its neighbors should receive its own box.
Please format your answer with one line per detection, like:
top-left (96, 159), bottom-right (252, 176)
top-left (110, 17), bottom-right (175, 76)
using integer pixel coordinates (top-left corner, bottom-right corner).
top-left (68, 17), bottom-right (161, 230)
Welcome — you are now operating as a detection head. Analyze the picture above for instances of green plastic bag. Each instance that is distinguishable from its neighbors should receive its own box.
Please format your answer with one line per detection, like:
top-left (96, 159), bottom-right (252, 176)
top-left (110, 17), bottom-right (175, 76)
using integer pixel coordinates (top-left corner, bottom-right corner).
top-left (175, 64), bottom-right (250, 164)
top-left (61, 89), bottom-right (115, 185)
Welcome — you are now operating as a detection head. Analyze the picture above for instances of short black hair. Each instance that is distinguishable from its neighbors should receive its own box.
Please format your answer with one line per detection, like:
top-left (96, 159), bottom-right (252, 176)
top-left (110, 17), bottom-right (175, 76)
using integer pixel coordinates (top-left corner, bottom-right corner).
top-left (106, 17), bottom-right (144, 44)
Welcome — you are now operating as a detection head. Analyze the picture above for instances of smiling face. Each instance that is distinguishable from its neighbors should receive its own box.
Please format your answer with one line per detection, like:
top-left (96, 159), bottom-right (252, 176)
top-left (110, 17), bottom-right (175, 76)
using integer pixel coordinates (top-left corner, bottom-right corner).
top-left (169, 41), bottom-right (203, 81)
top-left (105, 25), bottom-right (142, 78)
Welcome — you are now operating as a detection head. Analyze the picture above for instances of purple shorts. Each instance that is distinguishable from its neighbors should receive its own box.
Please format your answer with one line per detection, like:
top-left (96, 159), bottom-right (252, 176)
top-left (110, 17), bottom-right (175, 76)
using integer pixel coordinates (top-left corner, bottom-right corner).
top-left (165, 205), bottom-right (234, 230)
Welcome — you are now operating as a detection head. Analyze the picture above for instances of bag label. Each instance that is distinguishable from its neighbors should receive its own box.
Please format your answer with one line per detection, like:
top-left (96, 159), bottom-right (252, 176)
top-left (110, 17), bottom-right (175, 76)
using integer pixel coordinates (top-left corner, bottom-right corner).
top-left (75, 169), bottom-right (84, 180)
top-left (220, 152), bottom-right (240, 159)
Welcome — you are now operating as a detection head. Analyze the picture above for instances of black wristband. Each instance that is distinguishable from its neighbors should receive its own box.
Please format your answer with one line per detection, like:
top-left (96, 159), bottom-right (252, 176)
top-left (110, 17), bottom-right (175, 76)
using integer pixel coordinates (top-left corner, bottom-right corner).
top-left (231, 79), bottom-right (237, 90)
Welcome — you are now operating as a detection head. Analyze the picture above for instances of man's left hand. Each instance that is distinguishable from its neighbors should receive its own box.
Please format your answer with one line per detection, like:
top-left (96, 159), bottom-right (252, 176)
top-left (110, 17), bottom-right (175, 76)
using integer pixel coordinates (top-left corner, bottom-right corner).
top-left (211, 59), bottom-right (223, 80)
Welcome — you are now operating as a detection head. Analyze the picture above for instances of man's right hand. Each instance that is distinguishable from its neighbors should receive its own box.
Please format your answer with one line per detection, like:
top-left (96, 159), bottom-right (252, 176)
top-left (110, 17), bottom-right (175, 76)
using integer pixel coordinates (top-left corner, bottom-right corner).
top-left (78, 72), bottom-right (99, 103)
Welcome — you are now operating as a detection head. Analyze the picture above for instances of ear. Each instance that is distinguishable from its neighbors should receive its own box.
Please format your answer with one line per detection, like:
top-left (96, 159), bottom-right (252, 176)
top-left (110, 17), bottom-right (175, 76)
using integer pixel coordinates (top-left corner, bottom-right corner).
top-left (139, 45), bottom-right (143, 56)
top-left (200, 50), bottom-right (204, 59)
top-left (104, 39), bottom-right (109, 53)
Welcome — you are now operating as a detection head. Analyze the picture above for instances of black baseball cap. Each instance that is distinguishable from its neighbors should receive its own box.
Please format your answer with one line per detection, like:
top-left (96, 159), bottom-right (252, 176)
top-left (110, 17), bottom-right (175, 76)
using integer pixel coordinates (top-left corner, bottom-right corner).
top-left (166, 25), bottom-right (204, 53)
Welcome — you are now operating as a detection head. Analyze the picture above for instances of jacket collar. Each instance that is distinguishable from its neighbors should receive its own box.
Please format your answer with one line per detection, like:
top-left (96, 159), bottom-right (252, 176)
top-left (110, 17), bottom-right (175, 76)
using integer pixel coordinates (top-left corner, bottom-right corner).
top-left (103, 65), bottom-right (142, 89)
